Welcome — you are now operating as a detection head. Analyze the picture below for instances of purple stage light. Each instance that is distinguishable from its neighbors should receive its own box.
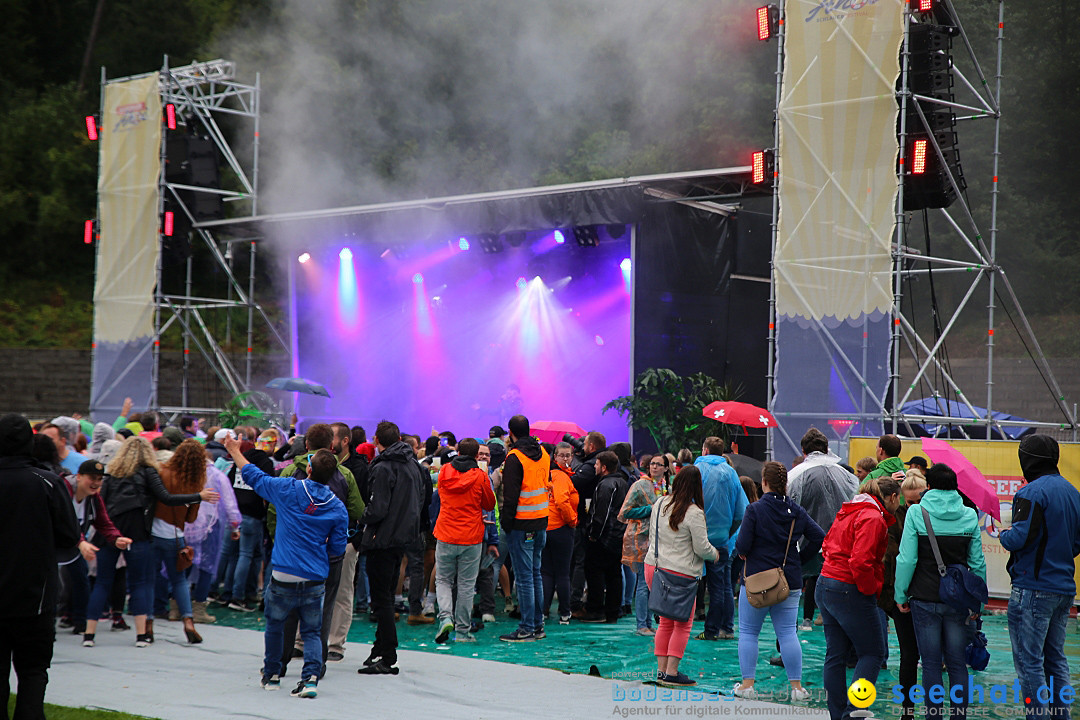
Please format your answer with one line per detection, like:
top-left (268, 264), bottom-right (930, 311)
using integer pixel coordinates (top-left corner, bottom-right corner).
top-left (459, 237), bottom-right (470, 251)
top-left (554, 230), bottom-right (565, 244)
top-left (413, 272), bottom-right (424, 284)
top-left (298, 252), bottom-right (311, 264)
top-left (516, 277), bottom-right (528, 290)
top-left (620, 258), bottom-right (632, 289)
top-left (595, 335), bottom-right (605, 346)
top-left (340, 247), bottom-right (353, 261)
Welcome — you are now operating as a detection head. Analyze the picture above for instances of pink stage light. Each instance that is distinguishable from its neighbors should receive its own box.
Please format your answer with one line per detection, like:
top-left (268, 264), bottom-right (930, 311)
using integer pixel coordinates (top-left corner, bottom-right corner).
top-left (85, 116), bottom-right (98, 141)
top-left (84, 219), bottom-right (94, 244)
top-left (163, 211), bottom-right (174, 237)
top-left (165, 103), bottom-right (177, 130)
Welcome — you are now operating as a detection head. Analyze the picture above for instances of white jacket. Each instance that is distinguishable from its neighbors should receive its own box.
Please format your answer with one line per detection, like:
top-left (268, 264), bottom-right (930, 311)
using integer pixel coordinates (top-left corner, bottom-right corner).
top-left (644, 497), bottom-right (719, 576)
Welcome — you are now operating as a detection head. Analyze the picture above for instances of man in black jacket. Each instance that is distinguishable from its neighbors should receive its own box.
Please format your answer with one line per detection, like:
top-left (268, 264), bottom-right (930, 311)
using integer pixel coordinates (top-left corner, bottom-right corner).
top-left (357, 421), bottom-right (426, 675)
top-left (570, 431), bottom-right (605, 616)
top-left (0, 413), bottom-right (80, 719)
top-left (582, 450), bottom-right (628, 623)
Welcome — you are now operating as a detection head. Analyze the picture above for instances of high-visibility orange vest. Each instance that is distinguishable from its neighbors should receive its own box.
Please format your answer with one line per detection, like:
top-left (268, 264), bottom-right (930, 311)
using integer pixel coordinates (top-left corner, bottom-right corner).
top-left (509, 447), bottom-right (550, 520)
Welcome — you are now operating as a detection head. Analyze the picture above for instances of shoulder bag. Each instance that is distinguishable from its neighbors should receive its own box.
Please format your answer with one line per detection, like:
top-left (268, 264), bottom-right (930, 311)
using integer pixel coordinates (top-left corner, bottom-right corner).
top-left (646, 501), bottom-right (699, 622)
top-left (920, 506), bottom-right (988, 616)
top-left (743, 518), bottom-right (795, 609)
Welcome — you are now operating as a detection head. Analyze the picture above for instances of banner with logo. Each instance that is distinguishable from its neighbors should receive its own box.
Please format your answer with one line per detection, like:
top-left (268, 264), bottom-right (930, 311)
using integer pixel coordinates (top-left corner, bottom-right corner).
top-left (772, 1), bottom-right (904, 458)
top-left (850, 438), bottom-right (1080, 601)
top-left (90, 74), bottom-right (161, 419)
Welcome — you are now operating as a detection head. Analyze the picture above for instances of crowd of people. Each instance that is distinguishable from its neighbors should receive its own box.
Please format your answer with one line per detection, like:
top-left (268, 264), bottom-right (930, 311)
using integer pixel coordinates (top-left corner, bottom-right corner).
top-left (1, 404), bottom-right (1078, 719)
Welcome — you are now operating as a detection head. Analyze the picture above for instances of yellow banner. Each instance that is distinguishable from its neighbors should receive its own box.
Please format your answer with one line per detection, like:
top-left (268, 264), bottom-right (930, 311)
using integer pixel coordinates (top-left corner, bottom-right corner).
top-left (94, 74), bottom-right (161, 345)
top-left (776, 0), bottom-right (903, 321)
top-left (850, 437), bottom-right (1080, 600)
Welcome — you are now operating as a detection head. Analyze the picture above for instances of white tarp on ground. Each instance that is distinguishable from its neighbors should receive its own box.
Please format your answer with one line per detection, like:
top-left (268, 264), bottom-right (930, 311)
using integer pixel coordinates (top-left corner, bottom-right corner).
top-left (38, 623), bottom-right (827, 719)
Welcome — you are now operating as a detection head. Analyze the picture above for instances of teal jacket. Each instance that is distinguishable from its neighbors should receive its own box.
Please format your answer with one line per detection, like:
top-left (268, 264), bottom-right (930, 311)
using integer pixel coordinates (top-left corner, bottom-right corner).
top-left (894, 489), bottom-right (985, 606)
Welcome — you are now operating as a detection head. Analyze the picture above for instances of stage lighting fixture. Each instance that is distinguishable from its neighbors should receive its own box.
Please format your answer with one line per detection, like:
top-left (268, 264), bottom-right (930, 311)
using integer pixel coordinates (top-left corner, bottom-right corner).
top-left (911, 138), bottom-right (929, 175)
top-left (163, 211), bottom-right (175, 237)
top-left (554, 230), bottom-right (566, 244)
top-left (458, 237), bottom-right (470, 251)
top-left (915, 0), bottom-right (933, 11)
top-left (477, 233), bottom-right (502, 253)
top-left (165, 103), bottom-right (177, 130)
top-left (413, 273), bottom-right (424, 284)
top-left (84, 219), bottom-right (95, 244)
top-left (756, 5), bottom-right (779, 41)
top-left (339, 247), bottom-right (353, 261)
top-left (573, 226), bottom-right (600, 247)
top-left (85, 116), bottom-right (98, 141)
top-left (751, 149), bottom-right (775, 184)
top-left (298, 252), bottom-right (311, 264)
top-left (516, 277), bottom-right (528, 290)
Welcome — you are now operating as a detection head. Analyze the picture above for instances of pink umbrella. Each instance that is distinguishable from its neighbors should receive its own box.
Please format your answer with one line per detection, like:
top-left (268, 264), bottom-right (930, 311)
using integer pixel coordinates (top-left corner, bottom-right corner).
top-left (920, 437), bottom-right (1001, 521)
top-left (530, 421), bottom-right (586, 445)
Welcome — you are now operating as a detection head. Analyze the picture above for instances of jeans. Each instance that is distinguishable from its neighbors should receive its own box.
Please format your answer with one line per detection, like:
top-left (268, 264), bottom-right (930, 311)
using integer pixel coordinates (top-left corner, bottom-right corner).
top-left (1008, 587), bottom-right (1074, 720)
top-left (583, 540), bottom-right (622, 620)
top-left (281, 555), bottom-right (342, 677)
top-left (0, 613), bottom-right (55, 720)
top-left (366, 547), bottom-right (404, 665)
top-left (230, 515), bottom-right (263, 602)
top-left (87, 540), bottom-right (154, 619)
top-left (887, 604), bottom-right (919, 718)
top-left (435, 541), bottom-right (482, 637)
top-left (262, 579), bottom-right (324, 683)
top-left (738, 586), bottom-right (802, 681)
top-left (815, 575), bottom-right (884, 720)
top-left (150, 535), bottom-right (193, 619)
top-left (63, 555), bottom-right (91, 625)
top-left (354, 551), bottom-right (369, 611)
top-left (541, 525), bottom-right (574, 617)
top-left (622, 564), bottom-right (636, 606)
top-left (704, 547), bottom-right (733, 635)
top-left (507, 529), bottom-right (546, 633)
top-left (632, 562), bottom-right (652, 629)
top-left (910, 599), bottom-right (969, 718)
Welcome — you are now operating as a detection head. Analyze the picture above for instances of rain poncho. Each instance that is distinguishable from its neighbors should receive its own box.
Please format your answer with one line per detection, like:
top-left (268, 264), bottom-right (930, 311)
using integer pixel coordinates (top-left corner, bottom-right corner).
top-left (787, 450), bottom-right (858, 535)
top-left (185, 461), bottom-right (240, 575)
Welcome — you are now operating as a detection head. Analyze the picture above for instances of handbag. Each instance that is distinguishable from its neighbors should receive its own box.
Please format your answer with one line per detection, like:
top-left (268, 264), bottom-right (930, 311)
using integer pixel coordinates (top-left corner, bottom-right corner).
top-left (921, 507), bottom-right (988, 616)
top-left (743, 519), bottom-right (796, 609)
top-left (174, 523), bottom-right (194, 572)
top-left (965, 616), bottom-right (990, 671)
top-left (646, 501), bottom-right (699, 622)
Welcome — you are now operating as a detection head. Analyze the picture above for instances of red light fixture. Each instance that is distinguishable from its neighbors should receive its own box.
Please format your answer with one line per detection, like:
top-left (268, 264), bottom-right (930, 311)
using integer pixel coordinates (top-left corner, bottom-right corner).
top-left (756, 5), bottom-right (779, 41)
top-left (911, 138), bottom-right (928, 175)
top-left (85, 116), bottom-right (98, 141)
top-left (163, 211), bottom-right (175, 236)
top-left (752, 151), bottom-right (766, 183)
top-left (916, 0), bottom-right (933, 11)
top-left (84, 219), bottom-right (94, 244)
top-left (165, 103), bottom-right (177, 130)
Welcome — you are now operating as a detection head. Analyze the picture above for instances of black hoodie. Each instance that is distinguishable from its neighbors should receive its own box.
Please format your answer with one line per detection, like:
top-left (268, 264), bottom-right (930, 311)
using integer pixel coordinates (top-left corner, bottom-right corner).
top-left (361, 441), bottom-right (428, 551)
top-left (500, 436), bottom-right (548, 533)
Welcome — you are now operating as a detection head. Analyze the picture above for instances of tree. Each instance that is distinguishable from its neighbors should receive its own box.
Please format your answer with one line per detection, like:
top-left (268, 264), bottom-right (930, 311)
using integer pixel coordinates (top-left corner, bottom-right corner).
top-left (603, 368), bottom-right (741, 454)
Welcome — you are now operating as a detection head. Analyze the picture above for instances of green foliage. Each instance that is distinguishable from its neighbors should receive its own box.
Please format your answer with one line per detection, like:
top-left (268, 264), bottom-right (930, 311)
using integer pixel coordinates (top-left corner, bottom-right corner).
top-left (6, 695), bottom-right (157, 720)
top-left (0, 287), bottom-right (93, 348)
top-left (603, 368), bottom-right (741, 454)
top-left (217, 390), bottom-right (283, 428)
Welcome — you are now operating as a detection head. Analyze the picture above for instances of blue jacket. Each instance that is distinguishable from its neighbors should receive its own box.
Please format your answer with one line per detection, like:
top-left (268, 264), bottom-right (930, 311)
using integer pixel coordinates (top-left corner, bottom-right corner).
top-left (735, 493), bottom-right (824, 592)
top-left (999, 473), bottom-right (1080, 596)
top-left (696, 454), bottom-right (747, 550)
top-left (241, 464), bottom-right (348, 582)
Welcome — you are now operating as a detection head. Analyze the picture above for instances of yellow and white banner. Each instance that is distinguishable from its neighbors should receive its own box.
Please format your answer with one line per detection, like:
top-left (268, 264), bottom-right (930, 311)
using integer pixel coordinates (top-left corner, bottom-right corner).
top-left (775, 0), bottom-right (903, 321)
top-left (90, 74), bottom-right (161, 418)
top-left (850, 438), bottom-right (1080, 602)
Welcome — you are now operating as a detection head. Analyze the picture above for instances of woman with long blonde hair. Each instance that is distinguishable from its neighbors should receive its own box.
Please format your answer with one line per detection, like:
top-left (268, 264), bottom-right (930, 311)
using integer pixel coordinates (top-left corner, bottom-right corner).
top-left (83, 436), bottom-right (218, 648)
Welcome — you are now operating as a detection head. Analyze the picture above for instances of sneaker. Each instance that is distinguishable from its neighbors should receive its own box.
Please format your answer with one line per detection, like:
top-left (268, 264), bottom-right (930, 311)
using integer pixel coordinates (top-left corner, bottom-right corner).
top-left (291, 678), bottom-right (318, 698)
top-left (261, 675), bottom-right (281, 691)
top-left (435, 620), bottom-right (454, 644)
top-left (71, 622), bottom-right (86, 635)
top-left (732, 683), bottom-right (758, 699)
top-left (716, 630), bottom-right (735, 639)
top-left (635, 627), bottom-right (656, 636)
top-left (814, 616), bottom-right (823, 626)
top-left (695, 631), bottom-right (719, 641)
top-left (228, 600), bottom-right (256, 613)
top-left (768, 655), bottom-right (785, 667)
top-left (799, 619), bottom-right (813, 632)
top-left (357, 659), bottom-right (399, 675)
top-left (661, 672), bottom-right (696, 687)
top-left (503, 597), bottom-right (515, 614)
top-left (534, 626), bottom-right (546, 639)
top-left (407, 614), bottom-right (435, 625)
top-left (393, 600), bottom-right (407, 614)
top-left (362, 651), bottom-right (382, 667)
top-left (791, 687), bottom-right (811, 702)
top-left (499, 629), bottom-right (536, 642)
top-left (59, 616), bottom-right (74, 629)
top-left (570, 608), bottom-right (587, 619)
top-left (111, 615), bottom-right (130, 631)
top-left (581, 612), bottom-right (607, 623)
top-left (482, 613), bottom-right (496, 623)
top-left (620, 603), bottom-right (632, 617)
top-left (559, 614), bottom-right (571, 625)
top-left (455, 633), bottom-right (477, 643)
top-left (135, 634), bottom-right (151, 648)
top-left (470, 620), bottom-right (484, 633)
top-left (422, 603), bottom-right (436, 617)
top-left (82, 633), bottom-right (95, 648)
top-left (656, 671), bottom-right (667, 684)
top-left (326, 651), bottom-right (344, 662)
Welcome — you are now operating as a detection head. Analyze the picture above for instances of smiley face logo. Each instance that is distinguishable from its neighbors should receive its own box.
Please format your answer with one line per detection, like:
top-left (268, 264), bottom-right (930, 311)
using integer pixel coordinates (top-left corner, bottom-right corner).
top-left (847, 678), bottom-right (876, 708)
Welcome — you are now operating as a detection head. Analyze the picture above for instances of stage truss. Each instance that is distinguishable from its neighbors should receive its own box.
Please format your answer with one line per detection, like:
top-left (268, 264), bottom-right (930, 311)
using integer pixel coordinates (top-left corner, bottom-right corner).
top-left (766, 0), bottom-right (1077, 457)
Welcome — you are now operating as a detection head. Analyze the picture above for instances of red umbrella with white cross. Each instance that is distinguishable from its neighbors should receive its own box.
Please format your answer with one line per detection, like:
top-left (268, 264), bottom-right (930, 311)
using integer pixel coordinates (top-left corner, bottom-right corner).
top-left (701, 401), bottom-right (778, 430)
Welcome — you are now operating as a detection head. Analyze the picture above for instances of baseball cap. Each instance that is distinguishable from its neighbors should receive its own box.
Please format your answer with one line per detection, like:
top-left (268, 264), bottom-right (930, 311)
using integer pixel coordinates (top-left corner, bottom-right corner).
top-left (905, 455), bottom-right (928, 469)
top-left (214, 428), bottom-right (236, 442)
top-left (78, 459), bottom-right (106, 476)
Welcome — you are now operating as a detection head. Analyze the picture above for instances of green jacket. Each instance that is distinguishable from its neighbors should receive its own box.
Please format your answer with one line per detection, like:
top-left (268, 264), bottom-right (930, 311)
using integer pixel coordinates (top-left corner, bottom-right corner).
top-left (866, 456), bottom-right (905, 481)
top-left (267, 456), bottom-right (365, 537)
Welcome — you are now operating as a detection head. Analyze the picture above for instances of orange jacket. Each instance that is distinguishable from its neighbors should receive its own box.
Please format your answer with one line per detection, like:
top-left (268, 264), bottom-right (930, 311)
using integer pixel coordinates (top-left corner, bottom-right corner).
top-left (508, 447), bottom-right (550, 522)
top-left (547, 465), bottom-right (579, 531)
top-left (434, 458), bottom-right (496, 545)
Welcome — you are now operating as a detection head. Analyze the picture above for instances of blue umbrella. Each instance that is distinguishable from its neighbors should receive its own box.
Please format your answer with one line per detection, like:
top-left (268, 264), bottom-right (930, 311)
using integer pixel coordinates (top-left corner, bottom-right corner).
top-left (265, 377), bottom-right (331, 398)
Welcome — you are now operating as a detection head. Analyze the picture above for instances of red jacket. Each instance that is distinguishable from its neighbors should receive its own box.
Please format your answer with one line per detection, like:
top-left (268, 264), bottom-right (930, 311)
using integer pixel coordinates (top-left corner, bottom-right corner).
top-left (434, 458), bottom-right (496, 545)
top-left (63, 482), bottom-right (123, 547)
top-left (820, 493), bottom-right (895, 597)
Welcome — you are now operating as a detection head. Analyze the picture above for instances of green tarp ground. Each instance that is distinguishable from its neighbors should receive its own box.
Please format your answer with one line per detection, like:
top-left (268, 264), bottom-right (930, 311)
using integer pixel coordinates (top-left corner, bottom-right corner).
top-left (212, 603), bottom-right (1080, 718)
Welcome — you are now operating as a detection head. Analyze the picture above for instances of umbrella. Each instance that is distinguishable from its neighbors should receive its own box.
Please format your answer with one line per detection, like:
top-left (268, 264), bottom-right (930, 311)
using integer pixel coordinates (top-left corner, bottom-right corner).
top-left (701, 401), bottom-right (777, 429)
top-left (264, 377), bottom-right (331, 398)
top-left (920, 437), bottom-right (1001, 521)
top-left (530, 420), bottom-right (585, 445)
